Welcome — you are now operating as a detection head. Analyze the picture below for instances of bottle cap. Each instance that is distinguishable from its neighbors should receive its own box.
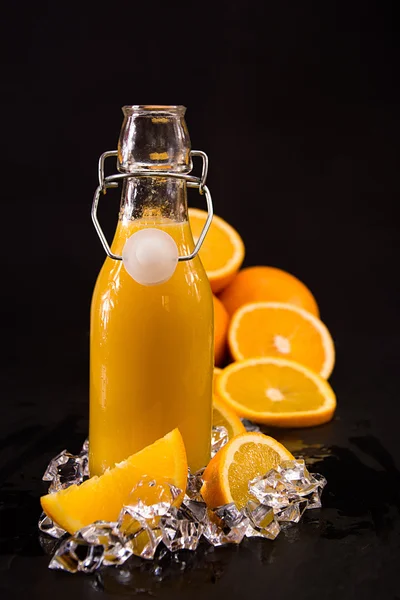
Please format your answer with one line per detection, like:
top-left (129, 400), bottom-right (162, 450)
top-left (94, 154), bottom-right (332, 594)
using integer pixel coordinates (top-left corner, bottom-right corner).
top-left (122, 229), bottom-right (179, 285)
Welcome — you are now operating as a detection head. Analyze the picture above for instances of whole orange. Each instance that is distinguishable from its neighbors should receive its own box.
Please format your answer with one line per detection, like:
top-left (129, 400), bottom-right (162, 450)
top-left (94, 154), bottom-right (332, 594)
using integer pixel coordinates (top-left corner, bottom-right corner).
top-left (219, 266), bottom-right (319, 318)
top-left (213, 295), bottom-right (229, 366)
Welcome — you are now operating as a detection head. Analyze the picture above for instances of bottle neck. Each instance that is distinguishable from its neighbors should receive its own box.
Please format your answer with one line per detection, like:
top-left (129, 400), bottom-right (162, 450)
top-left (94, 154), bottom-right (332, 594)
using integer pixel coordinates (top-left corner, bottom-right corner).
top-left (119, 176), bottom-right (188, 224)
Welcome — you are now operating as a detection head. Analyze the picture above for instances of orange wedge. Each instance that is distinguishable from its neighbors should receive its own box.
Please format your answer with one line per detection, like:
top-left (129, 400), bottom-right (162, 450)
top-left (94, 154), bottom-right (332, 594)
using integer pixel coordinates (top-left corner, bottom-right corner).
top-left (41, 429), bottom-right (187, 534)
top-left (213, 394), bottom-right (246, 439)
top-left (189, 208), bottom-right (245, 293)
top-left (201, 432), bottom-right (294, 509)
top-left (229, 302), bottom-right (335, 379)
top-left (216, 357), bottom-right (337, 428)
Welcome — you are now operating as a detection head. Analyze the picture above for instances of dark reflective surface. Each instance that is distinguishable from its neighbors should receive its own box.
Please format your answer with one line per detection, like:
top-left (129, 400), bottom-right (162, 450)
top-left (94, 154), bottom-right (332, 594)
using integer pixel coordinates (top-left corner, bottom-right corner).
top-left (32, 432), bottom-right (400, 596)
top-left (1, 384), bottom-right (400, 599)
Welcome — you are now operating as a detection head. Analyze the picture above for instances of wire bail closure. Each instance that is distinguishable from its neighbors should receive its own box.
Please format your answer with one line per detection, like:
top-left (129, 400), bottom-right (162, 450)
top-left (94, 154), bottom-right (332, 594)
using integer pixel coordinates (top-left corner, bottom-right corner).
top-left (91, 150), bottom-right (213, 262)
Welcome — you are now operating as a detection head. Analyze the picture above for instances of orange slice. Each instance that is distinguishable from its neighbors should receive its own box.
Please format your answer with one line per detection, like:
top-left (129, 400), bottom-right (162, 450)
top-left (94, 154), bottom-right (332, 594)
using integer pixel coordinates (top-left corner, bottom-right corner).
top-left (41, 429), bottom-right (187, 534)
top-left (229, 302), bottom-right (335, 379)
top-left (201, 432), bottom-right (294, 509)
top-left (219, 266), bottom-right (319, 318)
top-left (189, 208), bottom-right (245, 293)
top-left (213, 394), bottom-right (246, 439)
top-left (216, 357), bottom-right (337, 428)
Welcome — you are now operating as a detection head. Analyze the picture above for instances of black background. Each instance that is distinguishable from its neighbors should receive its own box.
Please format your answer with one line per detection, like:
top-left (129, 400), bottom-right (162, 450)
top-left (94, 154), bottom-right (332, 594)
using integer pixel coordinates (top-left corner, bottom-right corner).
top-left (1, 1), bottom-right (400, 599)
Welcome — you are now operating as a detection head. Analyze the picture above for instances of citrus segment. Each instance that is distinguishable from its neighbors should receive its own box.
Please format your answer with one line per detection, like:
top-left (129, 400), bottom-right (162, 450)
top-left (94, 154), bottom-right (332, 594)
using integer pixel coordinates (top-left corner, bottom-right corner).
top-left (219, 266), bottom-right (319, 317)
top-left (201, 432), bottom-right (294, 509)
top-left (229, 302), bottom-right (335, 378)
top-left (41, 429), bottom-right (187, 534)
top-left (189, 208), bottom-right (244, 293)
top-left (213, 394), bottom-right (246, 439)
top-left (213, 295), bottom-right (229, 366)
top-left (216, 357), bottom-right (337, 428)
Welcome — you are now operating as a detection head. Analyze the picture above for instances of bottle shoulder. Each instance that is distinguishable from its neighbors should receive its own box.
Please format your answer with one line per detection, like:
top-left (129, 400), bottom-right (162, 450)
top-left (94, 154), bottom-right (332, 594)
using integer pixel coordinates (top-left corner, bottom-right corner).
top-left (92, 255), bottom-right (212, 304)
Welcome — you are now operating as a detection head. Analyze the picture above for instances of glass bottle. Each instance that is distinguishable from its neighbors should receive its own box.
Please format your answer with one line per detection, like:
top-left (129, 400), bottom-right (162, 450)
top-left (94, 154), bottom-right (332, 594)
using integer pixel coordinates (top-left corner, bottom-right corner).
top-left (89, 105), bottom-right (214, 476)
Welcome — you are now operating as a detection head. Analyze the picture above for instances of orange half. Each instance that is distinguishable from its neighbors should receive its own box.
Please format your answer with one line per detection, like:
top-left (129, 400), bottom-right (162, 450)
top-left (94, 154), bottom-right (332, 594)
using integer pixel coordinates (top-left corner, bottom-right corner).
top-left (216, 357), bottom-right (337, 428)
top-left (229, 301), bottom-right (335, 378)
top-left (213, 394), bottom-right (246, 439)
top-left (189, 208), bottom-right (245, 293)
top-left (201, 432), bottom-right (294, 509)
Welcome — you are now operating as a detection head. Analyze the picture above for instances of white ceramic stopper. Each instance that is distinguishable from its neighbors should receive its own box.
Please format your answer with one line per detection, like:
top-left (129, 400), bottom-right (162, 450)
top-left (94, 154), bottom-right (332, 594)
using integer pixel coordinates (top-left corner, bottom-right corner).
top-left (122, 228), bottom-right (179, 285)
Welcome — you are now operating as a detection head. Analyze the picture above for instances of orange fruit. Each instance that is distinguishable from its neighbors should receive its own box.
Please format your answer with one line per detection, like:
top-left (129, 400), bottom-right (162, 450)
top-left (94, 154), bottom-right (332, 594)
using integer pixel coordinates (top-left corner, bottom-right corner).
top-left (213, 394), bottom-right (246, 439)
top-left (216, 357), bottom-right (337, 428)
top-left (213, 295), bottom-right (229, 366)
top-left (213, 367), bottom-right (222, 394)
top-left (213, 367), bottom-right (246, 438)
top-left (201, 431), bottom-right (294, 509)
top-left (189, 208), bottom-right (245, 293)
top-left (229, 302), bottom-right (335, 378)
top-left (219, 266), bottom-right (319, 318)
top-left (41, 429), bottom-right (187, 534)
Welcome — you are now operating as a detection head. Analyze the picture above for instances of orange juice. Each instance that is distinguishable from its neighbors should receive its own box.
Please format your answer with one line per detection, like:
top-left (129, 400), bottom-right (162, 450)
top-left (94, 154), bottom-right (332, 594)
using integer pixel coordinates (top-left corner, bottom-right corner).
top-left (89, 215), bottom-right (214, 476)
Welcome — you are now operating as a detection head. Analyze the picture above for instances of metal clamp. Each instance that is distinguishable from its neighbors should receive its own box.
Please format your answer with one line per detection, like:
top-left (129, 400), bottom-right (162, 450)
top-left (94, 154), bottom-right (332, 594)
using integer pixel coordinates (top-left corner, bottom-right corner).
top-left (91, 150), bottom-right (213, 262)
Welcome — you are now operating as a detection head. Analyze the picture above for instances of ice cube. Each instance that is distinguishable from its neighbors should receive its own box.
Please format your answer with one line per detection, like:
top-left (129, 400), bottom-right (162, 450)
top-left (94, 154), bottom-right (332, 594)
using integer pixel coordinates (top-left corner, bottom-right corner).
top-left (211, 425), bottom-right (229, 457)
top-left (203, 505), bottom-right (248, 546)
top-left (38, 512), bottom-right (66, 539)
top-left (244, 502), bottom-right (280, 540)
top-left (276, 500), bottom-right (308, 523)
top-left (186, 468), bottom-right (205, 501)
top-left (49, 537), bottom-right (104, 574)
top-left (160, 511), bottom-right (203, 551)
top-left (125, 476), bottom-right (179, 519)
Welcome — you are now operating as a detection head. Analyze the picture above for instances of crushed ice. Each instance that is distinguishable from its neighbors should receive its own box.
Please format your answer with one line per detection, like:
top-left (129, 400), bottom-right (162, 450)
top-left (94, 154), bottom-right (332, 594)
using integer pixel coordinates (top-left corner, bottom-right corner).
top-left (39, 424), bottom-right (327, 573)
